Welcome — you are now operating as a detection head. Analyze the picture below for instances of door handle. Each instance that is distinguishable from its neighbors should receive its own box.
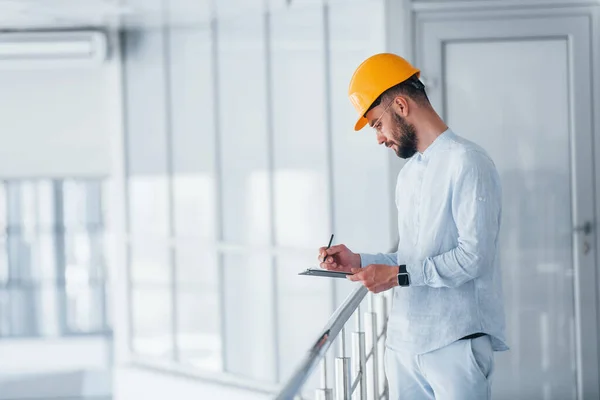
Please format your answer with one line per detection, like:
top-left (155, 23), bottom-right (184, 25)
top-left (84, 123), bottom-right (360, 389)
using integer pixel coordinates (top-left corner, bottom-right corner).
top-left (574, 221), bottom-right (594, 255)
top-left (574, 221), bottom-right (593, 235)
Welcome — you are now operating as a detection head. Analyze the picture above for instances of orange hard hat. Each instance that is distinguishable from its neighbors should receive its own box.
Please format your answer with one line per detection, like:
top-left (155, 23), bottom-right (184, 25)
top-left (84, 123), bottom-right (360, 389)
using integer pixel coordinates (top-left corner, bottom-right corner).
top-left (348, 53), bottom-right (420, 131)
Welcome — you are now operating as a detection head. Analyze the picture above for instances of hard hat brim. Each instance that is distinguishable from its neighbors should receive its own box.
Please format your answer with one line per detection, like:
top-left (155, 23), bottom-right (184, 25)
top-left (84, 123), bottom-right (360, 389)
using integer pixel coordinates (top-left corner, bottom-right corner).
top-left (354, 116), bottom-right (369, 131)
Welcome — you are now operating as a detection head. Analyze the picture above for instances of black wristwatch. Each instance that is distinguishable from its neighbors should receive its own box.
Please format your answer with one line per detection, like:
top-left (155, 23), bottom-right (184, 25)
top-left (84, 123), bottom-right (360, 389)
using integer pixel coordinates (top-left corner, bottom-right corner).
top-left (397, 264), bottom-right (410, 287)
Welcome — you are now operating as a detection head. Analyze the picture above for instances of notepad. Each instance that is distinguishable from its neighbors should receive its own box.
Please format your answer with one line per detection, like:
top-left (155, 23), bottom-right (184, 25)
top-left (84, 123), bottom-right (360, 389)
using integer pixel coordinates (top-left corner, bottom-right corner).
top-left (298, 268), bottom-right (353, 279)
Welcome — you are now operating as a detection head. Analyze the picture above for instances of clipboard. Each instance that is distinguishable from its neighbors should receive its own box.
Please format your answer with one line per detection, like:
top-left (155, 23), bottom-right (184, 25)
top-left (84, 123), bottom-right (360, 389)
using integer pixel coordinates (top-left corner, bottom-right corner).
top-left (298, 268), bottom-right (353, 279)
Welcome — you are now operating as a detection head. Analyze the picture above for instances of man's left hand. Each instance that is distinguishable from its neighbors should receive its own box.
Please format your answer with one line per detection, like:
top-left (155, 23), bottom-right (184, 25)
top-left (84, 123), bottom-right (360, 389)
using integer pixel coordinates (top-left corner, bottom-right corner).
top-left (347, 264), bottom-right (399, 293)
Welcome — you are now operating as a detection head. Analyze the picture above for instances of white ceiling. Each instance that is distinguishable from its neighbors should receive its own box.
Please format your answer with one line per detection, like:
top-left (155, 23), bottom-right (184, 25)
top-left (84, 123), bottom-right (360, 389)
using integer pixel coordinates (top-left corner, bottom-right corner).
top-left (0, 0), bottom-right (138, 30)
top-left (0, 0), bottom-right (228, 30)
top-left (0, 0), bottom-right (358, 30)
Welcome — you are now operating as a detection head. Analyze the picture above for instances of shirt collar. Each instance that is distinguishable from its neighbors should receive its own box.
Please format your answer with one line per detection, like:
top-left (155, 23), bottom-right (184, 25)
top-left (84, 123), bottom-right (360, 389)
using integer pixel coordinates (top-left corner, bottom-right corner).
top-left (418, 128), bottom-right (452, 159)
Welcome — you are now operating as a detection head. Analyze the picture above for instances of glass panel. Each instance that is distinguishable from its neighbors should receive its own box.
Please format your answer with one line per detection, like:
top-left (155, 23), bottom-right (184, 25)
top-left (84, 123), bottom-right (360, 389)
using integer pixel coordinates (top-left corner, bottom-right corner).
top-left (176, 288), bottom-right (221, 371)
top-left (65, 231), bottom-right (90, 275)
top-left (7, 233), bottom-right (56, 282)
top-left (174, 244), bottom-right (220, 369)
top-left (172, 176), bottom-right (216, 239)
top-left (87, 232), bottom-right (106, 281)
top-left (222, 253), bottom-right (275, 382)
top-left (105, 284), bottom-right (112, 330)
top-left (131, 287), bottom-right (173, 359)
top-left (64, 231), bottom-right (105, 282)
top-left (2, 285), bottom-right (59, 337)
top-left (7, 234), bottom-right (31, 282)
top-left (39, 284), bottom-right (61, 336)
top-left (18, 182), bottom-right (37, 233)
top-left (168, 27), bottom-right (217, 240)
top-left (276, 253), bottom-right (332, 386)
top-left (0, 183), bottom-right (6, 231)
top-left (62, 180), bottom-right (89, 229)
top-left (34, 233), bottom-right (57, 281)
top-left (7, 286), bottom-right (40, 336)
top-left (445, 39), bottom-right (576, 399)
top-left (123, 31), bottom-right (168, 177)
top-left (36, 180), bottom-right (55, 230)
top-left (65, 283), bottom-right (105, 333)
top-left (0, 288), bottom-right (9, 336)
top-left (175, 244), bottom-right (217, 285)
top-left (0, 179), bottom-right (107, 338)
top-left (5, 181), bottom-right (23, 228)
top-left (123, 29), bottom-right (170, 238)
top-left (3, 182), bottom-right (57, 282)
top-left (218, 13), bottom-right (271, 245)
top-left (130, 240), bottom-right (171, 284)
top-left (0, 234), bottom-right (7, 284)
top-left (83, 180), bottom-right (104, 227)
top-left (271, 7), bottom-right (329, 249)
top-left (128, 177), bottom-right (170, 238)
top-left (0, 184), bottom-right (6, 283)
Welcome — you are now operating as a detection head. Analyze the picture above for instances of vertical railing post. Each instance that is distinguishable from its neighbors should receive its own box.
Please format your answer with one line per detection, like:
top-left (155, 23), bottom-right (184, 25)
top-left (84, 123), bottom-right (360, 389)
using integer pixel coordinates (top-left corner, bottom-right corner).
top-left (316, 388), bottom-right (334, 400)
top-left (377, 293), bottom-right (389, 398)
top-left (341, 325), bottom-right (347, 357)
top-left (316, 357), bottom-right (333, 400)
top-left (335, 357), bottom-right (351, 400)
top-left (352, 331), bottom-right (367, 400)
top-left (365, 310), bottom-right (379, 400)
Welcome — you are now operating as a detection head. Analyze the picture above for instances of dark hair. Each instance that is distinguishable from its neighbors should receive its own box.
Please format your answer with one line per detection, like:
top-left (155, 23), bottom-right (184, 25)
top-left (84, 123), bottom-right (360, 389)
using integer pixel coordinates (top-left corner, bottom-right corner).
top-left (365, 74), bottom-right (429, 116)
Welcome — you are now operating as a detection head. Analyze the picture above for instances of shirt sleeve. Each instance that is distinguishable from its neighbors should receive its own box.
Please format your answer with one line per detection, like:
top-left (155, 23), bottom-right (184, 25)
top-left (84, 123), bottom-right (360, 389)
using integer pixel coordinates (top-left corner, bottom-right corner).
top-left (407, 150), bottom-right (502, 288)
top-left (358, 252), bottom-right (398, 268)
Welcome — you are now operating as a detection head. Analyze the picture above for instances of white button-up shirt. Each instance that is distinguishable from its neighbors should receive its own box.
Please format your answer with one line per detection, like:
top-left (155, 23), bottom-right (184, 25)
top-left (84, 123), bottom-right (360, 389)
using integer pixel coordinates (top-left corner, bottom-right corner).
top-left (360, 129), bottom-right (509, 354)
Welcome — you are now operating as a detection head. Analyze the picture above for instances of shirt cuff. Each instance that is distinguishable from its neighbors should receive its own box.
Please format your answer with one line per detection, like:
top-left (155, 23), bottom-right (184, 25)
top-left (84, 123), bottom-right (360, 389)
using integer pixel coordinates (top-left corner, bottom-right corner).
top-left (358, 253), bottom-right (382, 268)
top-left (407, 260), bottom-right (426, 286)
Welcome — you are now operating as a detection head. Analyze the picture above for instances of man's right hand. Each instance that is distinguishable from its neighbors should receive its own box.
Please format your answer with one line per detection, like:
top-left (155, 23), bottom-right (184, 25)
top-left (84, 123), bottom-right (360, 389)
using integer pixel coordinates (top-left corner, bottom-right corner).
top-left (318, 244), bottom-right (361, 274)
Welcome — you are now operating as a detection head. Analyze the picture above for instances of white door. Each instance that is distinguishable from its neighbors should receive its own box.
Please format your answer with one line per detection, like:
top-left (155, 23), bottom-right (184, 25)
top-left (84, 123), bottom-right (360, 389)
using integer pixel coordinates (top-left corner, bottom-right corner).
top-left (416, 9), bottom-right (598, 400)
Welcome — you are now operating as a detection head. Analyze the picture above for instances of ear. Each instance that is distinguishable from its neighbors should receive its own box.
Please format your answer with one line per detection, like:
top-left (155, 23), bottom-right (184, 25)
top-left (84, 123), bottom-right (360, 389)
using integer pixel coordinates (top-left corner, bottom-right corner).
top-left (393, 96), bottom-right (410, 117)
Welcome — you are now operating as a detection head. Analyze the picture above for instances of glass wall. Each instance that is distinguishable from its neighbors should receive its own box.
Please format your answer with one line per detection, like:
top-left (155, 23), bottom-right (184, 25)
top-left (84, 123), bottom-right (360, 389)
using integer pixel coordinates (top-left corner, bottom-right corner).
top-left (120, 0), bottom-right (388, 389)
top-left (0, 179), bottom-right (109, 337)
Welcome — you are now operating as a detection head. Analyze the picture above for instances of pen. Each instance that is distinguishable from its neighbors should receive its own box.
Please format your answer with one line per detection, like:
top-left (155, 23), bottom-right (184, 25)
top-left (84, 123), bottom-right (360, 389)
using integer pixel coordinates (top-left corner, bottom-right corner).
top-left (322, 234), bottom-right (334, 263)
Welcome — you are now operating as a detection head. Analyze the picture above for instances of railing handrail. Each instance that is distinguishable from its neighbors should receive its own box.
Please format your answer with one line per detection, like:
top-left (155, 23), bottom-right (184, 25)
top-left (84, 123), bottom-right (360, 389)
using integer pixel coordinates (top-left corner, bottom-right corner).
top-left (275, 285), bottom-right (369, 400)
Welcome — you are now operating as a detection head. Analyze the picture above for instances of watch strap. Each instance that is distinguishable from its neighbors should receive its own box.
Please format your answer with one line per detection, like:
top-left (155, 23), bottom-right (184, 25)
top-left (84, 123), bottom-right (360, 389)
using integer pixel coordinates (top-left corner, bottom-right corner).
top-left (397, 264), bottom-right (410, 287)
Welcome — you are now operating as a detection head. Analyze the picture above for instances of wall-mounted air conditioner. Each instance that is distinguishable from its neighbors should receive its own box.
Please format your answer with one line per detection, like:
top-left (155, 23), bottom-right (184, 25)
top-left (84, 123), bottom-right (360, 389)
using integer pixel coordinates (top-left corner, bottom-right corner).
top-left (0, 30), bottom-right (108, 67)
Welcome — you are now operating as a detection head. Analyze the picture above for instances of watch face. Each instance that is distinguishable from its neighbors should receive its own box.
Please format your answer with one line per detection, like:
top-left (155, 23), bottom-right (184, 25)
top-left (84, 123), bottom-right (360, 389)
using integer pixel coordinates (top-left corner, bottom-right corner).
top-left (397, 273), bottom-right (410, 287)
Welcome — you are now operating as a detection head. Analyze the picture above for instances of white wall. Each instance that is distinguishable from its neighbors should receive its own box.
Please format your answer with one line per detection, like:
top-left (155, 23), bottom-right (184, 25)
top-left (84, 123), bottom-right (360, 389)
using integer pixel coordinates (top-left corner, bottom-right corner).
top-left (0, 46), bottom-right (120, 178)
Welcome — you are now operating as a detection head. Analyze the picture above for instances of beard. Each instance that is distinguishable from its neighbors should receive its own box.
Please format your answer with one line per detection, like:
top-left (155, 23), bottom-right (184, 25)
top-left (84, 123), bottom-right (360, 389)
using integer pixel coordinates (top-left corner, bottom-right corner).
top-left (389, 111), bottom-right (418, 159)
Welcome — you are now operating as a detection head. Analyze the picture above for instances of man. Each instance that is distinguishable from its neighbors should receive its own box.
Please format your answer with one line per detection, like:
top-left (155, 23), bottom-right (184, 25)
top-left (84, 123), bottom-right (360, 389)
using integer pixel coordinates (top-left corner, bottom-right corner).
top-left (318, 53), bottom-right (508, 399)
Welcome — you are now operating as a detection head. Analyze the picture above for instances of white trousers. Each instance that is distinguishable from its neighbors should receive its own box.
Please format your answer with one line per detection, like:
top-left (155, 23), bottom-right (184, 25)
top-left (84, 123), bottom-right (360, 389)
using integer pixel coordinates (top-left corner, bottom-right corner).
top-left (384, 335), bottom-right (494, 400)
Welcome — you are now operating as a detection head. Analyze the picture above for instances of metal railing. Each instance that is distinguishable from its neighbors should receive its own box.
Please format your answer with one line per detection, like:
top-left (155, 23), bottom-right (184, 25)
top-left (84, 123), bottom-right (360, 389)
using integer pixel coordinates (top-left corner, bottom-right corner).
top-left (276, 285), bottom-right (391, 400)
